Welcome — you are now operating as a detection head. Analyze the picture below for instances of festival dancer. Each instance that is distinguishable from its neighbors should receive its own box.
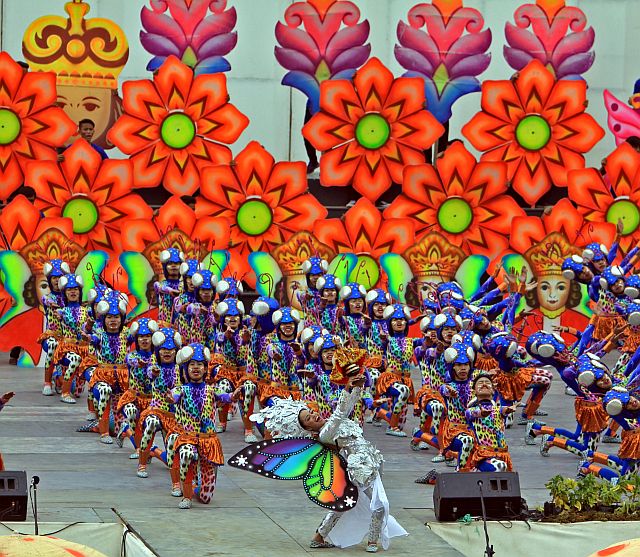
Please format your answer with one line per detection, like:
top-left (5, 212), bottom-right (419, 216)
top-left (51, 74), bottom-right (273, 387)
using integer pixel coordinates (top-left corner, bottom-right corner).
top-left (363, 288), bottom-right (391, 410)
top-left (54, 274), bottom-right (89, 404)
top-left (154, 248), bottom-right (184, 325)
top-left (185, 270), bottom-right (217, 345)
top-left (339, 282), bottom-right (370, 347)
top-left (463, 373), bottom-right (516, 472)
top-left (299, 328), bottom-right (333, 419)
top-left (316, 274), bottom-right (342, 333)
top-left (115, 318), bottom-right (158, 457)
top-left (260, 308), bottom-right (304, 407)
top-left (136, 326), bottom-right (182, 495)
top-left (212, 298), bottom-right (251, 437)
top-left (85, 294), bottom-right (130, 444)
top-left (38, 259), bottom-right (70, 396)
top-left (485, 332), bottom-right (553, 428)
top-left (298, 255), bottom-right (329, 325)
top-left (579, 386), bottom-right (640, 481)
top-left (172, 343), bottom-right (229, 509)
top-left (173, 259), bottom-right (200, 342)
top-left (245, 374), bottom-right (408, 551)
top-left (430, 341), bottom-right (476, 471)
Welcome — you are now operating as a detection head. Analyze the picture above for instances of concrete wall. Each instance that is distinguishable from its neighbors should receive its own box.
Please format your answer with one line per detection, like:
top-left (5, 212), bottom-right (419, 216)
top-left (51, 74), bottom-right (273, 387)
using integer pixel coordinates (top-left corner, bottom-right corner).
top-left (4, 0), bottom-right (640, 166)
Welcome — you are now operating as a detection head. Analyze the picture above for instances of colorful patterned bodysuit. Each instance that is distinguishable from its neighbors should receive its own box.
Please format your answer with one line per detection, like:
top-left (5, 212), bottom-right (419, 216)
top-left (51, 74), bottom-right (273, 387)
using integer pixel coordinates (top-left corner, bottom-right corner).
top-left (465, 400), bottom-right (512, 472)
top-left (154, 279), bottom-right (182, 324)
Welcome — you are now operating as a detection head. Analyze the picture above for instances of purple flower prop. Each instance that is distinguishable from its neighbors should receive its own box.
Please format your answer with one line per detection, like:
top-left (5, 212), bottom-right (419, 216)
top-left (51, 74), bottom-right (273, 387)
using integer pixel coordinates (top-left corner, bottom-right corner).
top-left (274, 0), bottom-right (370, 114)
top-left (504, 0), bottom-right (595, 80)
top-left (140, 0), bottom-right (237, 75)
top-left (395, 1), bottom-right (492, 124)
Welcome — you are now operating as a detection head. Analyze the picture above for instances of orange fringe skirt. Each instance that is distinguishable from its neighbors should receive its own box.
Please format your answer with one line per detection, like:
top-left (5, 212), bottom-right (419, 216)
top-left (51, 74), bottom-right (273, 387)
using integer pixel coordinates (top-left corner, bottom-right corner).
top-left (53, 339), bottom-right (92, 363)
top-left (259, 382), bottom-right (301, 405)
top-left (376, 371), bottom-right (415, 402)
top-left (493, 368), bottom-right (534, 402)
top-left (621, 332), bottom-right (640, 354)
top-left (463, 446), bottom-right (513, 472)
top-left (172, 429), bottom-right (224, 466)
top-left (135, 407), bottom-right (177, 445)
top-left (36, 331), bottom-right (61, 343)
top-left (88, 364), bottom-right (128, 389)
top-left (575, 398), bottom-right (609, 433)
top-left (440, 420), bottom-right (470, 451)
top-left (116, 390), bottom-right (152, 412)
top-left (475, 353), bottom-right (498, 372)
top-left (619, 428), bottom-right (640, 460)
top-left (590, 314), bottom-right (625, 341)
top-left (414, 385), bottom-right (444, 410)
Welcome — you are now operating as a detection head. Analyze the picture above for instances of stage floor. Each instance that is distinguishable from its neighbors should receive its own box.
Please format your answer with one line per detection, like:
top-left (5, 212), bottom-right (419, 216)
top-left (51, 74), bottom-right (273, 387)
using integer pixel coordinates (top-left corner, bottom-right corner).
top-left (0, 355), bottom-right (585, 557)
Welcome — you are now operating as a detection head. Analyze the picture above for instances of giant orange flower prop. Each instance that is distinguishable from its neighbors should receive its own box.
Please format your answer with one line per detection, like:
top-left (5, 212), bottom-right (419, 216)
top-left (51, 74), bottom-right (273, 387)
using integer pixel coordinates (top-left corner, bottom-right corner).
top-left (0, 52), bottom-right (75, 201)
top-left (108, 55), bottom-right (248, 195)
top-left (302, 57), bottom-right (445, 202)
top-left (122, 195), bottom-right (230, 254)
top-left (313, 197), bottom-right (415, 288)
top-left (385, 141), bottom-right (524, 262)
top-left (568, 143), bottom-right (640, 254)
top-left (509, 198), bottom-right (616, 256)
top-left (27, 140), bottom-right (152, 254)
top-left (196, 141), bottom-right (327, 282)
top-left (462, 60), bottom-right (604, 206)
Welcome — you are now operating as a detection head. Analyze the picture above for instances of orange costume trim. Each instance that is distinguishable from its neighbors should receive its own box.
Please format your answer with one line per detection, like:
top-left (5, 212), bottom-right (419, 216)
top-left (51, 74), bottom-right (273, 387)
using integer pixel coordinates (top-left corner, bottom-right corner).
top-left (574, 398), bottom-right (609, 433)
top-left (621, 331), bottom-right (640, 354)
top-left (376, 370), bottom-right (415, 402)
top-left (619, 428), bottom-right (640, 460)
top-left (36, 331), bottom-right (61, 343)
top-left (414, 385), bottom-right (444, 409)
top-left (493, 368), bottom-right (534, 402)
top-left (88, 364), bottom-right (128, 389)
top-left (475, 353), bottom-right (498, 372)
top-left (116, 390), bottom-right (152, 412)
top-left (590, 315), bottom-right (625, 341)
top-left (53, 339), bottom-right (92, 362)
top-left (464, 446), bottom-right (513, 472)
top-left (259, 382), bottom-right (301, 405)
top-left (135, 407), bottom-right (177, 446)
top-left (172, 429), bottom-right (224, 466)
top-left (439, 420), bottom-right (470, 451)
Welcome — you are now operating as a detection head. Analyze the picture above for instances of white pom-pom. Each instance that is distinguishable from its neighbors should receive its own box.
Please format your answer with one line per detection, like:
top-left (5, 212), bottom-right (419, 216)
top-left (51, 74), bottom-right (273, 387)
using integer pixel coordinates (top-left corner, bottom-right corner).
top-left (316, 277), bottom-right (326, 290)
top-left (434, 314), bottom-right (447, 328)
top-left (203, 347), bottom-right (211, 362)
top-left (301, 260), bottom-right (312, 274)
top-left (43, 262), bottom-right (53, 277)
top-left (76, 275), bottom-right (84, 287)
top-left (192, 273), bottom-right (204, 288)
top-left (313, 337), bottom-right (324, 354)
top-left (237, 301), bottom-right (245, 315)
top-left (61, 262), bottom-right (71, 274)
top-left (578, 370), bottom-right (596, 387)
top-left (444, 347), bottom-right (458, 364)
top-left (321, 260), bottom-right (328, 272)
top-left (272, 310), bottom-right (283, 325)
top-left (252, 300), bottom-right (270, 316)
top-left (159, 250), bottom-right (170, 263)
top-left (152, 331), bottom-right (166, 347)
top-left (96, 300), bottom-right (109, 316)
top-left (382, 306), bottom-right (394, 320)
top-left (179, 262), bottom-right (189, 276)
top-left (148, 320), bottom-right (159, 333)
top-left (215, 301), bottom-right (229, 316)
top-left (537, 343), bottom-right (556, 359)
top-left (506, 341), bottom-right (517, 359)
top-left (174, 332), bottom-right (182, 347)
top-left (291, 309), bottom-right (301, 322)
top-left (59, 276), bottom-right (68, 288)
top-left (606, 398), bottom-right (624, 417)
top-left (130, 322), bottom-right (139, 336)
top-left (339, 286), bottom-right (352, 300)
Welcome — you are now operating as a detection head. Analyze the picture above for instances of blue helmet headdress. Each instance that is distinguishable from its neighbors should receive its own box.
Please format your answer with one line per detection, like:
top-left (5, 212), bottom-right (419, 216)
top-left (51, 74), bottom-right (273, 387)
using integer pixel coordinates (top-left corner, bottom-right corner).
top-left (251, 296), bottom-right (279, 334)
top-left (365, 288), bottom-right (391, 317)
top-left (582, 242), bottom-right (608, 262)
top-left (301, 256), bottom-right (329, 287)
top-left (313, 333), bottom-right (340, 355)
top-left (383, 303), bottom-right (411, 336)
top-left (625, 275), bottom-right (640, 299)
top-left (159, 247), bottom-right (184, 276)
top-left (216, 298), bottom-right (245, 317)
top-left (129, 317), bottom-right (159, 339)
top-left (603, 386), bottom-right (631, 417)
top-left (152, 326), bottom-right (182, 354)
top-left (216, 276), bottom-right (243, 300)
top-left (562, 255), bottom-right (586, 280)
top-left (576, 353), bottom-right (609, 388)
top-left (340, 282), bottom-right (367, 314)
top-left (43, 259), bottom-right (71, 288)
top-left (316, 274), bottom-right (341, 293)
top-left (600, 266), bottom-right (626, 291)
top-left (176, 343), bottom-right (210, 384)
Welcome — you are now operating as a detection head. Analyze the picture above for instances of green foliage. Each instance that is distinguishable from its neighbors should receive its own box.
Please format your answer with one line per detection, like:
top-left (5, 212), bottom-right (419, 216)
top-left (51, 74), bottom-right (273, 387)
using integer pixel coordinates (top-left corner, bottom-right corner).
top-left (546, 473), bottom-right (640, 514)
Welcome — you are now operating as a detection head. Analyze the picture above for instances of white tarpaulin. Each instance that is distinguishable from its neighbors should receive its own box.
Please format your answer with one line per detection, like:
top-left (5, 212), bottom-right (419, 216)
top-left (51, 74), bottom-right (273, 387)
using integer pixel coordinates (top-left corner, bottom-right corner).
top-left (428, 520), bottom-right (640, 557)
top-left (0, 522), bottom-right (155, 557)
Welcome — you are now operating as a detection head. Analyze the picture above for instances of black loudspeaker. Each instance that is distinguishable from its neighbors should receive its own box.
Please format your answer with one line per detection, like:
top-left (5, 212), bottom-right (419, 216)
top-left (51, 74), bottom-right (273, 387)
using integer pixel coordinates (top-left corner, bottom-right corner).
top-left (433, 472), bottom-right (521, 521)
top-left (0, 471), bottom-right (28, 521)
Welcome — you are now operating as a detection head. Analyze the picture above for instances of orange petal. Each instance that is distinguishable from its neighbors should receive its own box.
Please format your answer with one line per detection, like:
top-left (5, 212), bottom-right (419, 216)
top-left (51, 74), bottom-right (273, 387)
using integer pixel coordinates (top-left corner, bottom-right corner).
top-left (120, 79), bottom-right (166, 122)
top-left (552, 113), bottom-right (605, 153)
top-left (187, 72), bottom-right (229, 120)
top-left (511, 155), bottom-right (552, 206)
top-left (382, 76), bottom-right (426, 122)
top-left (462, 112), bottom-right (513, 152)
top-left (198, 164), bottom-right (244, 214)
top-left (303, 112), bottom-right (354, 151)
top-left (319, 141), bottom-right (363, 187)
top-left (353, 58), bottom-right (394, 112)
top-left (514, 60), bottom-right (555, 113)
top-left (543, 79), bottom-right (588, 124)
top-left (480, 79), bottom-right (524, 121)
top-left (509, 214), bottom-right (547, 253)
top-left (154, 56), bottom-right (194, 111)
top-left (198, 102), bottom-right (249, 145)
top-left (319, 78), bottom-right (363, 123)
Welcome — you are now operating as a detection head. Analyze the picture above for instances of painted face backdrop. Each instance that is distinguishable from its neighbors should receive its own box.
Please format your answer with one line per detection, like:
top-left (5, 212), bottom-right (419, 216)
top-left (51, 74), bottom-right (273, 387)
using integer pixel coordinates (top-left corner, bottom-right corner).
top-left (1, 0), bottom-right (640, 365)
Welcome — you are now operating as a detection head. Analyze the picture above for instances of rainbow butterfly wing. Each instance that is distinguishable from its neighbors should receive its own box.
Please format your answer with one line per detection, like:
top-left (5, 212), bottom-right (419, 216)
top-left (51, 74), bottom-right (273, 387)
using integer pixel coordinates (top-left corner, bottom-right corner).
top-left (228, 438), bottom-right (358, 511)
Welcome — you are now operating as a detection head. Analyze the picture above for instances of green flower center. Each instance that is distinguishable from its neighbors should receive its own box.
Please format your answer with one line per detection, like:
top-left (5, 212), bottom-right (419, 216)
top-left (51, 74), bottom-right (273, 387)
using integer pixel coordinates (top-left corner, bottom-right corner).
top-left (236, 199), bottom-right (272, 236)
top-left (515, 114), bottom-right (551, 151)
top-left (0, 108), bottom-right (21, 146)
top-left (437, 197), bottom-right (473, 234)
top-left (160, 112), bottom-right (196, 150)
top-left (606, 198), bottom-right (640, 236)
top-left (62, 197), bottom-right (99, 234)
top-left (348, 255), bottom-right (380, 290)
top-left (355, 113), bottom-right (390, 150)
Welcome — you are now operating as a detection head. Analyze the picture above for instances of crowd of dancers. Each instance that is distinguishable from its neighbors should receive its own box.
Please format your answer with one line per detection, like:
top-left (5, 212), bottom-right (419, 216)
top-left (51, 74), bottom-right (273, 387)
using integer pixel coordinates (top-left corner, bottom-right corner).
top-left (29, 239), bottom-right (640, 517)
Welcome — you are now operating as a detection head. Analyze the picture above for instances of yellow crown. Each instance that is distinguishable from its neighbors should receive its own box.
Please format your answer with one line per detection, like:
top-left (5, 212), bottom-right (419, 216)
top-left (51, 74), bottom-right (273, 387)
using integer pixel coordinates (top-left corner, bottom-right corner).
top-left (403, 232), bottom-right (466, 280)
top-left (20, 229), bottom-right (85, 274)
top-left (271, 232), bottom-right (335, 277)
top-left (523, 232), bottom-right (579, 277)
top-left (143, 229), bottom-right (205, 277)
top-left (22, 0), bottom-right (129, 89)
